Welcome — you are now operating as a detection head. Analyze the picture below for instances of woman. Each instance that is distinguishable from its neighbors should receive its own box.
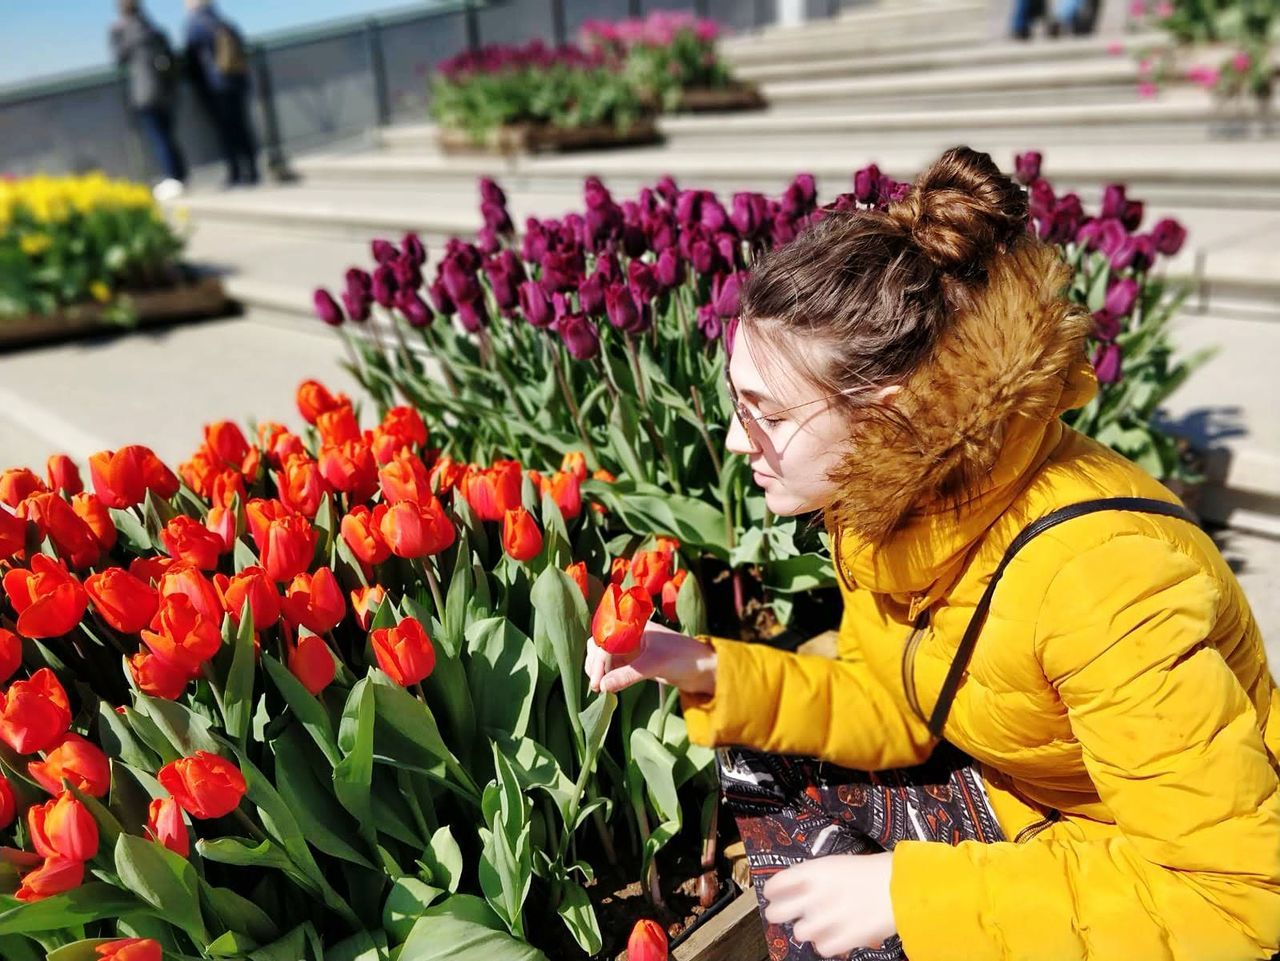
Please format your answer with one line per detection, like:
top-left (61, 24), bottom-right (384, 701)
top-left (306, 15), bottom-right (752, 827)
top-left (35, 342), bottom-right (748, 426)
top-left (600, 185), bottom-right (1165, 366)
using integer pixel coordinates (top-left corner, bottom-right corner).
top-left (184, 0), bottom-right (259, 188)
top-left (586, 147), bottom-right (1280, 960)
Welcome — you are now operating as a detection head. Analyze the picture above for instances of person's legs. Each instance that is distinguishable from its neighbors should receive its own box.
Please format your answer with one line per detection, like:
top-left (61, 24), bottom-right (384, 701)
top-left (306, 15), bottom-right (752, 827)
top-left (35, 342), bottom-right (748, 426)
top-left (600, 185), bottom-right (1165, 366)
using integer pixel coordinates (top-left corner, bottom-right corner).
top-left (219, 88), bottom-right (259, 185)
top-left (136, 107), bottom-right (186, 184)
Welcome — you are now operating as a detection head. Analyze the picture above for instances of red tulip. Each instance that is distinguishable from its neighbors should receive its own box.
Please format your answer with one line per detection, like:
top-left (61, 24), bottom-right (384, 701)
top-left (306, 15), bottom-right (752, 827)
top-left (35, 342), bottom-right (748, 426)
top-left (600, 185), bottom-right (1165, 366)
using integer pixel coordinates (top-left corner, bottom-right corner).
top-left (318, 441), bottom-right (379, 502)
top-left (547, 470), bottom-right (582, 519)
top-left (88, 445), bottom-right (179, 509)
top-left (0, 668), bottom-right (71, 754)
top-left (70, 492), bottom-right (117, 553)
top-left (627, 919), bottom-right (669, 961)
top-left (560, 450), bottom-right (588, 481)
top-left (245, 498), bottom-right (291, 546)
top-left (204, 421), bottom-right (251, 469)
top-left (17, 493), bottom-right (101, 568)
top-left (0, 627), bottom-right (20, 683)
top-left (0, 774), bottom-right (15, 828)
top-left (379, 450), bottom-right (434, 505)
top-left (0, 468), bottom-right (46, 508)
top-left (3, 554), bottom-right (89, 638)
top-left (45, 455), bottom-right (83, 496)
top-left (630, 550), bottom-right (673, 596)
top-left (128, 650), bottom-right (191, 700)
top-left (256, 514), bottom-right (318, 583)
top-left (379, 498), bottom-right (455, 559)
top-left (158, 751), bottom-right (247, 820)
top-left (157, 564), bottom-right (223, 624)
top-left (95, 938), bottom-right (164, 961)
top-left (661, 569), bottom-right (688, 622)
top-left (429, 453), bottom-right (466, 498)
top-left (276, 453), bottom-right (329, 519)
top-left (460, 460), bottom-right (523, 522)
top-left (213, 566), bottom-right (281, 630)
top-left (350, 585), bottom-right (386, 631)
top-left (609, 557), bottom-right (630, 586)
top-left (296, 380), bottom-right (350, 425)
top-left (316, 405), bottom-right (361, 448)
top-left (591, 583), bottom-right (654, 655)
top-left (160, 515), bottom-right (227, 571)
top-left (502, 507), bottom-right (543, 562)
top-left (341, 504), bottom-right (392, 566)
top-left (281, 567), bottom-right (345, 635)
top-left (28, 791), bottom-right (98, 860)
top-left (566, 561), bottom-right (590, 601)
top-left (146, 797), bottom-right (189, 858)
top-left (16, 856), bottom-right (84, 902)
top-left (0, 507), bottom-right (27, 561)
top-left (141, 594), bottom-right (222, 677)
top-left (28, 732), bottom-right (111, 797)
top-left (377, 406), bottom-right (428, 453)
top-left (371, 617), bottom-right (436, 687)
top-left (288, 630), bottom-right (336, 696)
top-left (205, 505), bottom-right (237, 552)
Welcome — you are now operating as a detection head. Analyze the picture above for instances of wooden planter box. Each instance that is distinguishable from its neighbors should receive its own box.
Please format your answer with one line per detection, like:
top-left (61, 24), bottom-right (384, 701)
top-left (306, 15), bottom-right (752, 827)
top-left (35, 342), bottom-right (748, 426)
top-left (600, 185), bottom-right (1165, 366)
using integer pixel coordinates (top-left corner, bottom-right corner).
top-left (0, 275), bottom-right (231, 351)
top-left (675, 83), bottom-right (767, 113)
top-left (672, 887), bottom-right (768, 961)
top-left (438, 119), bottom-right (661, 156)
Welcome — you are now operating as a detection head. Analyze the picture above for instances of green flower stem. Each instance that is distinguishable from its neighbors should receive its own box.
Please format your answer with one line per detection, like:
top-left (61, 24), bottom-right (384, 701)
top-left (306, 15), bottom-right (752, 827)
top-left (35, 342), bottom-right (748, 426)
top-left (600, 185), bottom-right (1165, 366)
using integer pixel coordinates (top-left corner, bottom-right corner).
top-left (552, 343), bottom-right (599, 463)
top-left (420, 557), bottom-right (447, 621)
top-left (232, 804), bottom-right (268, 844)
top-left (419, 323), bottom-right (462, 398)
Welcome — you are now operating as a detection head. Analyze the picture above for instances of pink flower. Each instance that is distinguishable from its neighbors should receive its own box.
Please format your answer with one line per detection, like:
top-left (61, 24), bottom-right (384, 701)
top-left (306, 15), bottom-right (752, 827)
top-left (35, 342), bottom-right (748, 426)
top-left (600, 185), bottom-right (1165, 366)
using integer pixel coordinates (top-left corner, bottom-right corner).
top-left (1106, 41), bottom-right (1125, 56)
top-left (1186, 65), bottom-right (1220, 88)
top-left (1155, 0), bottom-right (1173, 15)
top-left (1128, 0), bottom-right (1145, 16)
top-left (1230, 51), bottom-right (1252, 73)
top-left (1138, 81), bottom-right (1159, 99)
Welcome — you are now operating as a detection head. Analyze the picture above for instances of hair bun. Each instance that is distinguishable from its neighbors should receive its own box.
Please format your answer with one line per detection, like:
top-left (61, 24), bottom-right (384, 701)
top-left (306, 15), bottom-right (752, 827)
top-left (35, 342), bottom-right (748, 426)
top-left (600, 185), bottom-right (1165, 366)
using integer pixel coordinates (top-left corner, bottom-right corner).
top-left (893, 146), bottom-right (1028, 275)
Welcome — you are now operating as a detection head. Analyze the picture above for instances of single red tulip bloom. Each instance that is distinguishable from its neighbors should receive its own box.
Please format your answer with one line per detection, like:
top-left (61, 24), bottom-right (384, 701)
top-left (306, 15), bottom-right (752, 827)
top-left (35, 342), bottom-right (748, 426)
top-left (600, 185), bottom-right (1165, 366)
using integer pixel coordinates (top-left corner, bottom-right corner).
top-left (146, 796), bottom-right (189, 858)
top-left (16, 856), bottom-right (84, 902)
top-left (371, 617), bottom-right (436, 687)
top-left (661, 569), bottom-right (688, 622)
top-left (282, 567), bottom-right (345, 635)
top-left (128, 650), bottom-right (191, 700)
top-left (3, 554), bottom-right (89, 638)
top-left (88, 445), bottom-right (178, 509)
top-left (213, 566), bottom-right (281, 630)
top-left (86, 568), bottom-right (160, 635)
top-left (0, 468), bottom-right (46, 508)
top-left (318, 440), bottom-right (379, 502)
top-left (429, 453), bottom-right (466, 497)
top-left (460, 460), bottom-right (523, 522)
top-left (141, 594), bottom-right (222, 677)
top-left (45, 455), bottom-right (83, 496)
top-left (316, 405), bottom-right (361, 448)
top-left (296, 380), bottom-right (350, 425)
top-left (0, 507), bottom-right (27, 561)
top-left (377, 406), bottom-right (428, 453)
top-left (257, 514), bottom-right (318, 583)
top-left (350, 585), bottom-right (386, 631)
top-left (71, 492), bottom-right (117, 553)
top-left (560, 450), bottom-right (588, 481)
top-left (205, 505), bottom-right (237, 552)
top-left (379, 498), bottom-right (455, 559)
top-left (28, 732), bottom-right (111, 798)
top-left (95, 938), bottom-right (163, 961)
top-left (17, 493), bottom-right (101, 569)
top-left (609, 557), bottom-right (630, 586)
top-left (591, 583), bottom-right (654, 655)
top-left (502, 507), bottom-right (543, 562)
top-left (288, 630), bottom-right (336, 696)
top-left (160, 515), bottom-right (227, 571)
top-left (0, 627), bottom-right (20, 683)
top-left (628, 919), bottom-right (669, 961)
top-left (548, 470), bottom-right (582, 519)
top-left (0, 668), bottom-right (72, 754)
top-left (28, 790), bottom-right (99, 861)
top-left (158, 751), bottom-right (247, 820)
top-left (204, 421), bottom-right (251, 469)
top-left (566, 561), bottom-right (590, 601)
top-left (341, 504), bottom-right (392, 566)
top-left (157, 564), bottom-right (222, 624)
top-left (629, 550), bottom-right (672, 596)
top-left (0, 774), bottom-right (15, 828)
top-left (378, 450), bottom-right (434, 505)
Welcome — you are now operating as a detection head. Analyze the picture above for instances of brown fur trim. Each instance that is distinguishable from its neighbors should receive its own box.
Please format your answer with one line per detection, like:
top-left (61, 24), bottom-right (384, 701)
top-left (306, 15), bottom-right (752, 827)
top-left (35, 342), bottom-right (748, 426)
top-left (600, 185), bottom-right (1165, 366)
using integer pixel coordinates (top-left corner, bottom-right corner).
top-left (822, 243), bottom-right (1093, 544)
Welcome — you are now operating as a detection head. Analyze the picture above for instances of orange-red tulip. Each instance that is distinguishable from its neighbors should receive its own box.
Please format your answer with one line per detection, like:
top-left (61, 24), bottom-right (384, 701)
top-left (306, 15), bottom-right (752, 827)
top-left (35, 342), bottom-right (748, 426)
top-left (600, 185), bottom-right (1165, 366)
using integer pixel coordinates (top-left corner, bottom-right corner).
top-left (256, 514), bottom-right (318, 583)
top-left (609, 557), bottom-right (630, 586)
top-left (561, 451), bottom-right (588, 481)
top-left (371, 617), bottom-right (436, 687)
top-left (88, 445), bottom-right (179, 509)
top-left (17, 493), bottom-right (101, 569)
top-left (158, 751), bottom-right (246, 819)
top-left (548, 470), bottom-right (582, 520)
top-left (70, 492), bottom-right (117, 553)
top-left (263, 428), bottom-right (305, 471)
top-left (377, 406), bottom-right (428, 455)
top-left (288, 630), bottom-right (336, 696)
top-left (205, 505), bottom-right (237, 552)
top-left (160, 515), bottom-right (227, 571)
top-left (0, 627), bottom-right (20, 683)
top-left (655, 536), bottom-right (680, 556)
top-left (630, 550), bottom-right (672, 596)
top-left (245, 498), bottom-right (291, 546)
top-left (128, 651), bottom-right (191, 700)
top-left (502, 507), bottom-right (543, 562)
top-left (0, 774), bottom-right (14, 828)
top-left (378, 450), bottom-right (433, 505)
top-left (316, 405), bottom-right (361, 448)
top-left (141, 594), bottom-right (222, 677)
top-left (566, 561), bottom-right (590, 601)
top-left (661, 569), bottom-right (688, 623)
top-left (146, 797), bottom-right (189, 858)
top-left (295, 379), bottom-right (350, 425)
top-left (592, 468), bottom-right (616, 483)
top-left (256, 420), bottom-right (289, 456)
top-left (281, 567), bottom-right (345, 635)
top-left (28, 791), bottom-right (99, 861)
top-left (0, 507), bottom-right (27, 561)
top-left (0, 668), bottom-right (70, 755)
top-left (178, 447), bottom-right (221, 502)
top-left (276, 453), bottom-right (328, 519)
top-left (156, 564), bottom-right (222, 624)
top-left (350, 585), bottom-right (386, 631)
top-left (28, 733), bottom-right (111, 798)
top-left (45, 455), bottom-right (83, 496)
top-left (627, 919), bottom-right (669, 961)
top-left (379, 498), bottom-right (455, 559)
top-left (340, 504), bottom-right (391, 566)
top-left (318, 440), bottom-right (379, 503)
top-left (0, 468), bottom-right (46, 508)
top-left (213, 566), bottom-right (280, 630)
top-left (461, 460), bottom-right (524, 522)
top-left (130, 554), bottom-right (177, 586)
top-left (204, 421), bottom-right (251, 469)
top-left (429, 453), bottom-right (466, 498)
top-left (591, 583), bottom-right (654, 655)
top-left (95, 938), bottom-right (163, 961)
top-left (2, 554), bottom-right (88, 638)
top-left (86, 568), bottom-right (159, 634)
top-left (16, 856), bottom-right (84, 902)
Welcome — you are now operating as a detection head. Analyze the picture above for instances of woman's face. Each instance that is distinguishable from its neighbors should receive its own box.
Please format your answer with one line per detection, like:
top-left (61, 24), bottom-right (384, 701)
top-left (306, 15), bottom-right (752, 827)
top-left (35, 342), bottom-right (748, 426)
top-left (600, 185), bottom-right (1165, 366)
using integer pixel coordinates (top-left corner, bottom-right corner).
top-left (724, 324), bottom-right (867, 517)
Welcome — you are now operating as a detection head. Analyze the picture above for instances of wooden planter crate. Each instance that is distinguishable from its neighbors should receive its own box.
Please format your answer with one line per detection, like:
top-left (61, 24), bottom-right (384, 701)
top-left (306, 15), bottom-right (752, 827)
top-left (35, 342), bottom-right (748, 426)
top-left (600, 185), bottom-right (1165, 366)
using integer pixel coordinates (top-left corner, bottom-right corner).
top-left (675, 83), bottom-right (767, 113)
top-left (438, 118), bottom-right (661, 156)
top-left (0, 275), bottom-right (230, 351)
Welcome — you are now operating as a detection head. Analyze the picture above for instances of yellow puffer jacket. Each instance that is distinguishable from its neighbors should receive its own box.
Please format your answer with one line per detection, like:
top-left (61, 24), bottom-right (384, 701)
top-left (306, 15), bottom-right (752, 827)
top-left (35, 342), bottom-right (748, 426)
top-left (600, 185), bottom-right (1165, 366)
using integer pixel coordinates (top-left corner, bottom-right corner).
top-left (682, 244), bottom-right (1280, 960)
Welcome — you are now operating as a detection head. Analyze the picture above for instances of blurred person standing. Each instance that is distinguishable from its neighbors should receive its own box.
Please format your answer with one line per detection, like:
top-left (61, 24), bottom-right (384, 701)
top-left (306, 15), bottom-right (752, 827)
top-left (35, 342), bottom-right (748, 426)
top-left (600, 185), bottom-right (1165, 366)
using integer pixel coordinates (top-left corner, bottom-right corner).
top-left (184, 0), bottom-right (259, 187)
top-left (110, 0), bottom-right (187, 201)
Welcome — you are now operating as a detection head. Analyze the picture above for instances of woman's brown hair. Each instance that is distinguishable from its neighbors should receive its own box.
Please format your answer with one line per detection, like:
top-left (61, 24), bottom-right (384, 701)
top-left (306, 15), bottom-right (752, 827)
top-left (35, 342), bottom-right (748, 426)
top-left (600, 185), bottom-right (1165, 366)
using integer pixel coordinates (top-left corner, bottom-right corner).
top-left (739, 145), bottom-right (1037, 534)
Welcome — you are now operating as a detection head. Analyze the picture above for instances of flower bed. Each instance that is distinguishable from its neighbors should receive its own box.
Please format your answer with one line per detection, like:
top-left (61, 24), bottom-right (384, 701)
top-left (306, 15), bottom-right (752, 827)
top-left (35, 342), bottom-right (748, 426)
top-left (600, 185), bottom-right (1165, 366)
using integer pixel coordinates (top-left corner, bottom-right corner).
top-left (0, 385), bottom-right (752, 958)
top-left (430, 41), bottom-right (657, 154)
top-left (581, 13), bottom-right (765, 114)
top-left (0, 173), bottom-right (219, 347)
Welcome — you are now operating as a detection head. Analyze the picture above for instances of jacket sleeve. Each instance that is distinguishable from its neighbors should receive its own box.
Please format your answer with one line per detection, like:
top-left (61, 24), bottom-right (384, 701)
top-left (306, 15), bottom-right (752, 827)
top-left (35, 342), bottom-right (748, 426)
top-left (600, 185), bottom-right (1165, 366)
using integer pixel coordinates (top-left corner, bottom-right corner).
top-left (891, 535), bottom-right (1280, 961)
top-left (679, 595), bottom-right (936, 770)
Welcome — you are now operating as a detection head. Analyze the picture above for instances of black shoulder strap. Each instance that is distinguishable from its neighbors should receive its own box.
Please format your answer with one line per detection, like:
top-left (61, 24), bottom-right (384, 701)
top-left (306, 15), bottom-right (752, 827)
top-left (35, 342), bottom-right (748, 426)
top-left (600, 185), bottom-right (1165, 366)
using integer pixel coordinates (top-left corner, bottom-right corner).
top-left (926, 496), bottom-right (1198, 738)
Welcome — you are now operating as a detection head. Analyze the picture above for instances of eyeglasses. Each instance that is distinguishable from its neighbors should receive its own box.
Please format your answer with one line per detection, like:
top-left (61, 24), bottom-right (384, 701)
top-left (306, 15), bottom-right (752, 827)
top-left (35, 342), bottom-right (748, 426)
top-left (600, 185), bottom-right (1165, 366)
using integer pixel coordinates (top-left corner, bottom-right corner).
top-left (724, 366), bottom-right (858, 453)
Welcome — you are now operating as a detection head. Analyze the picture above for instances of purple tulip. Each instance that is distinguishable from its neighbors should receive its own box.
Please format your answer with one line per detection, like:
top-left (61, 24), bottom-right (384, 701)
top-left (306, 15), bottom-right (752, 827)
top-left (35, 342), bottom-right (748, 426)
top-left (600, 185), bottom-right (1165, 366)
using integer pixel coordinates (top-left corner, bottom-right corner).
top-left (371, 239), bottom-right (398, 265)
top-left (402, 231), bottom-right (427, 267)
top-left (675, 190), bottom-right (702, 229)
top-left (392, 254), bottom-right (423, 291)
top-left (696, 303), bottom-right (722, 340)
top-left (476, 225), bottom-right (501, 255)
top-left (313, 288), bottom-right (344, 326)
top-left (605, 283), bottom-right (642, 332)
top-left (884, 180), bottom-right (911, 204)
top-left (1028, 179), bottom-right (1056, 218)
top-left (518, 281), bottom-right (553, 328)
top-left (621, 223), bottom-right (647, 259)
top-left (342, 288), bottom-right (370, 323)
top-left (628, 261), bottom-right (658, 304)
top-left (655, 248), bottom-right (684, 290)
top-left (1104, 277), bottom-right (1140, 317)
top-left (1150, 218), bottom-right (1186, 257)
top-left (724, 315), bottom-right (739, 354)
top-left (540, 250), bottom-right (582, 293)
top-left (700, 197), bottom-right (729, 234)
top-left (790, 173), bottom-right (817, 206)
top-left (442, 258), bottom-right (481, 305)
top-left (428, 278), bottom-right (455, 316)
top-left (397, 289), bottom-right (432, 328)
top-left (583, 176), bottom-right (613, 211)
top-left (1100, 184), bottom-right (1127, 221)
top-left (555, 312), bottom-right (600, 360)
top-left (828, 193), bottom-right (858, 213)
top-left (730, 192), bottom-right (768, 239)
top-left (1041, 195), bottom-right (1083, 244)
top-left (1093, 342), bottom-right (1123, 384)
top-left (586, 205), bottom-right (622, 248)
top-left (771, 214), bottom-right (799, 247)
top-left (715, 232), bottom-right (742, 272)
top-left (484, 258), bottom-right (520, 314)
top-left (372, 265), bottom-right (398, 309)
top-left (345, 267), bottom-right (372, 297)
top-left (1092, 310), bottom-right (1121, 341)
top-left (1095, 219), bottom-right (1129, 259)
top-left (647, 212), bottom-right (678, 252)
top-left (479, 176), bottom-right (507, 207)
top-left (446, 239), bottom-right (482, 272)
top-left (853, 164), bottom-right (881, 204)
top-left (594, 252), bottom-right (622, 285)
top-left (523, 220), bottom-right (550, 263)
top-left (1122, 200), bottom-right (1144, 232)
top-left (578, 272), bottom-right (605, 316)
top-left (1014, 151), bottom-right (1042, 186)
top-left (713, 272), bottom-right (744, 318)
top-left (655, 175), bottom-right (680, 205)
top-left (1075, 218), bottom-right (1103, 251)
top-left (457, 298), bottom-right (489, 333)
top-left (1110, 234), bottom-right (1155, 272)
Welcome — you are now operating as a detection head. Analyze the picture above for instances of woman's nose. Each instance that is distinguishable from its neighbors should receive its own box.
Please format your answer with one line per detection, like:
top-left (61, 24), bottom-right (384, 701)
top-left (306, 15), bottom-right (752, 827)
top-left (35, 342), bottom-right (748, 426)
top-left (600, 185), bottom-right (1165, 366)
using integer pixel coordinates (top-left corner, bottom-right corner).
top-left (724, 413), bottom-right (759, 456)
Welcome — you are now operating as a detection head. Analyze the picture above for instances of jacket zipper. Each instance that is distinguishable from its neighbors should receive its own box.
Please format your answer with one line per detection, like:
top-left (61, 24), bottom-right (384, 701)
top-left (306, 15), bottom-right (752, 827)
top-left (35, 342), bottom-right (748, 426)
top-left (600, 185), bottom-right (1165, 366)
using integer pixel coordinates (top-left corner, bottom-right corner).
top-left (1013, 808), bottom-right (1061, 843)
top-left (900, 610), bottom-right (930, 722)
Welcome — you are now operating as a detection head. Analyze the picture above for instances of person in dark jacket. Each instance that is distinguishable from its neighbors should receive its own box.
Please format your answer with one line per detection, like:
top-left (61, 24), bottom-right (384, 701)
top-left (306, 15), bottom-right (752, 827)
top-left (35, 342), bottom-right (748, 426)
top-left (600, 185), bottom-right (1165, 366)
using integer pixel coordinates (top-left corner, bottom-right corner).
top-left (184, 0), bottom-right (259, 187)
top-left (111, 0), bottom-right (187, 200)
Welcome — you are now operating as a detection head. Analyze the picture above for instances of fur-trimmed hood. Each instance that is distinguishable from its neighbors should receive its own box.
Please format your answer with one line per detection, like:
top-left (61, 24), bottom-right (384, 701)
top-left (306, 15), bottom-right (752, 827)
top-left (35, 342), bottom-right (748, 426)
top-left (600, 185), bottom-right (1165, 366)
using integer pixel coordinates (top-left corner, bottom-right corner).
top-left (828, 242), bottom-right (1096, 597)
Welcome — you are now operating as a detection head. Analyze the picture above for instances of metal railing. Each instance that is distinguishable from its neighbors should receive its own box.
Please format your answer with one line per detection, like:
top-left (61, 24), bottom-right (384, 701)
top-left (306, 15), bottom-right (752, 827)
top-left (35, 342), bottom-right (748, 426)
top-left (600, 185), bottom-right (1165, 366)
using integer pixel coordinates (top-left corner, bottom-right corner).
top-left (0, 0), bottom-right (849, 185)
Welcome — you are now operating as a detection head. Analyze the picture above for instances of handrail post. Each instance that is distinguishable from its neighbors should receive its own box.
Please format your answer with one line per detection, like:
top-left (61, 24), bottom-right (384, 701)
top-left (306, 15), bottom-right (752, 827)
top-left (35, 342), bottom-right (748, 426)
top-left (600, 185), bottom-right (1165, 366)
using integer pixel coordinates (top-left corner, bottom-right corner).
top-left (250, 44), bottom-right (291, 181)
top-left (365, 18), bottom-right (391, 127)
top-left (552, 0), bottom-right (567, 46)
top-left (464, 0), bottom-right (481, 50)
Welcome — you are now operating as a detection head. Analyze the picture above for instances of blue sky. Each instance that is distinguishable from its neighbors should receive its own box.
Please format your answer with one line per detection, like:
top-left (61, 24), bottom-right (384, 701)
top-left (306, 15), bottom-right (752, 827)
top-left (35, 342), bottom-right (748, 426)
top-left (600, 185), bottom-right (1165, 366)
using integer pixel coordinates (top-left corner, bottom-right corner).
top-left (0, 1), bottom-right (424, 88)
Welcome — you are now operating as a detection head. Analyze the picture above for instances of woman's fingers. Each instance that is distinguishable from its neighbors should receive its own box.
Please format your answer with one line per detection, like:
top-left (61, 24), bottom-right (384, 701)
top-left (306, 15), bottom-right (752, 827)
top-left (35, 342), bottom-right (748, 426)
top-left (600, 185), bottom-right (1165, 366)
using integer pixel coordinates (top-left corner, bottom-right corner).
top-left (599, 662), bottom-right (651, 694)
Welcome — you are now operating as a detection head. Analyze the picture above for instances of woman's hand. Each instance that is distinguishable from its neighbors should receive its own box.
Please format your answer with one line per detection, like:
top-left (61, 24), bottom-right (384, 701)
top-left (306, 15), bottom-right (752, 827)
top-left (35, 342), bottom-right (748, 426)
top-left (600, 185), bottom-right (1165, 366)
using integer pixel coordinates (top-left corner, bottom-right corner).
top-left (762, 852), bottom-right (897, 957)
top-left (585, 620), bottom-right (718, 697)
